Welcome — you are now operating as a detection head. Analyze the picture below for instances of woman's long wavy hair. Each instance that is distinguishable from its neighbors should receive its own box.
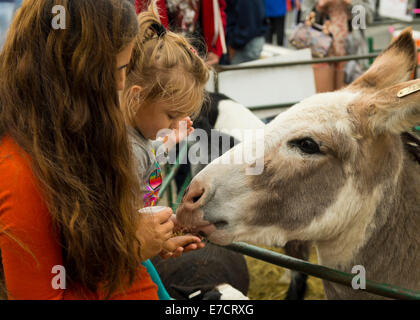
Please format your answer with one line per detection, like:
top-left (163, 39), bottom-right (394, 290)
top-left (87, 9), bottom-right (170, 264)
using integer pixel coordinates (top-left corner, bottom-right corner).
top-left (0, 0), bottom-right (143, 298)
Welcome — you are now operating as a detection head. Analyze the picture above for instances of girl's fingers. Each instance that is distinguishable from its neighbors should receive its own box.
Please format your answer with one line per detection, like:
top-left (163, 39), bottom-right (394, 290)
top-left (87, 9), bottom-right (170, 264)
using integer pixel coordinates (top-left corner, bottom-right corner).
top-left (172, 247), bottom-right (184, 258)
top-left (163, 235), bottom-right (200, 252)
top-left (160, 220), bottom-right (175, 235)
top-left (154, 220), bottom-right (174, 242)
top-left (161, 230), bottom-right (173, 242)
top-left (160, 251), bottom-right (173, 260)
top-left (161, 237), bottom-right (204, 258)
top-left (172, 235), bottom-right (201, 248)
top-left (183, 242), bottom-right (205, 253)
top-left (155, 208), bottom-right (173, 224)
top-left (183, 243), bottom-right (197, 252)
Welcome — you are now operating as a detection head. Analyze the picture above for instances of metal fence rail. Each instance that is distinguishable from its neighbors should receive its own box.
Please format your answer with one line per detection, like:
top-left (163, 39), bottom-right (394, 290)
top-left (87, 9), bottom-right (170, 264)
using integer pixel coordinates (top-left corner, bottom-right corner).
top-left (212, 52), bottom-right (384, 95)
top-left (221, 242), bottom-right (420, 300)
top-left (213, 48), bottom-right (420, 106)
top-left (215, 52), bottom-right (380, 73)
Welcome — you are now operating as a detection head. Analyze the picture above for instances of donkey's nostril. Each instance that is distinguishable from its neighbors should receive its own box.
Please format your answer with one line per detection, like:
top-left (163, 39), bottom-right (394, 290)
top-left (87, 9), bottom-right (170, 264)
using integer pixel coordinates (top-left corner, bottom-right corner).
top-left (191, 188), bottom-right (204, 203)
top-left (187, 187), bottom-right (205, 206)
top-left (183, 179), bottom-right (207, 207)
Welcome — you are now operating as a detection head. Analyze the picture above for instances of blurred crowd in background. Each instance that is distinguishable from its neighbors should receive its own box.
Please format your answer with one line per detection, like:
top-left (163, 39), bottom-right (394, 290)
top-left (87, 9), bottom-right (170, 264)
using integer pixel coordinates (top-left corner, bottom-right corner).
top-left (0, 0), bottom-right (419, 67)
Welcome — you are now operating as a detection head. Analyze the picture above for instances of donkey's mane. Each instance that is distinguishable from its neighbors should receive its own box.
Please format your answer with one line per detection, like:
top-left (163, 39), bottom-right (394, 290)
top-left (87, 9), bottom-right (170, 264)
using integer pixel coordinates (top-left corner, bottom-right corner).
top-left (401, 132), bottom-right (420, 165)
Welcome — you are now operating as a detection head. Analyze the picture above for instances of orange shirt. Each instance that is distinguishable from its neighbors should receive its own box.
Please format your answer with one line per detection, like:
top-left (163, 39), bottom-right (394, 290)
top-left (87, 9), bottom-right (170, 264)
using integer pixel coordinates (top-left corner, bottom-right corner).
top-left (0, 136), bottom-right (158, 300)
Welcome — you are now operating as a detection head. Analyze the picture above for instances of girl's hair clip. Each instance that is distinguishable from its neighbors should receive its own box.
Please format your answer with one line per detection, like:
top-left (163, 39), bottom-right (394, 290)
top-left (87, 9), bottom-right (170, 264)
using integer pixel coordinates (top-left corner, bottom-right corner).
top-left (190, 47), bottom-right (198, 56)
top-left (150, 22), bottom-right (167, 38)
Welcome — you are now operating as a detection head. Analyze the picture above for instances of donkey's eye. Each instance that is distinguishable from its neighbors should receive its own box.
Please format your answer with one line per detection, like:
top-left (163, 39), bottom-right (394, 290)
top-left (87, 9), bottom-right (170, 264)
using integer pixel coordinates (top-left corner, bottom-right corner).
top-left (289, 138), bottom-right (322, 155)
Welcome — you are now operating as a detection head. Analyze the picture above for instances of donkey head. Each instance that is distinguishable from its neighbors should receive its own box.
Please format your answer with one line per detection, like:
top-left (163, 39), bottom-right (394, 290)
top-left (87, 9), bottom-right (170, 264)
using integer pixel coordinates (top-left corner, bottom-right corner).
top-left (177, 29), bottom-right (420, 256)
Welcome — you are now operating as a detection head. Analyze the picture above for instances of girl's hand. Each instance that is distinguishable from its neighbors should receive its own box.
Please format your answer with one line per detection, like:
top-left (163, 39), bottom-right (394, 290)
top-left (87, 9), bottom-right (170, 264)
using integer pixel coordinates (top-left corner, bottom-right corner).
top-left (171, 117), bottom-right (194, 144)
top-left (159, 214), bottom-right (205, 259)
top-left (161, 117), bottom-right (194, 152)
top-left (160, 235), bottom-right (205, 259)
top-left (162, 117), bottom-right (195, 152)
top-left (136, 207), bottom-right (175, 261)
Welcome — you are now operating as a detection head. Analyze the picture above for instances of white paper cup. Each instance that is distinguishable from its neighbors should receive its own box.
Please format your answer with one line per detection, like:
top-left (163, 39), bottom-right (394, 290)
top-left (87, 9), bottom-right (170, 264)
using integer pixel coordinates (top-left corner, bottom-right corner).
top-left (138, 206), bottom-right (169, 215)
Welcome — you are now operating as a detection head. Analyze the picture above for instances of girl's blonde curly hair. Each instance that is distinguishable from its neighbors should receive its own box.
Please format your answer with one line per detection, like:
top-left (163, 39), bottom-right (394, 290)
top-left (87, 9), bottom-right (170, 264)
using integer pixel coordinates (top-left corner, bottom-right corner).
top-left (122, 1), bottom-right (210, 125)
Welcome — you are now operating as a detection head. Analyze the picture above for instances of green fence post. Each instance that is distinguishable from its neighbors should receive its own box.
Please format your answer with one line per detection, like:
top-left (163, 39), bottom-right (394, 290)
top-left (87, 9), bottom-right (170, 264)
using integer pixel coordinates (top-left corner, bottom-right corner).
top-left (173, 171), bottom-right (192, 212)
top-left (165, 164), bottom-right (173, 209)
top-left (367, 36), bottom-right (374, 65)
top-left (158, 142), bottom-right (189, 201)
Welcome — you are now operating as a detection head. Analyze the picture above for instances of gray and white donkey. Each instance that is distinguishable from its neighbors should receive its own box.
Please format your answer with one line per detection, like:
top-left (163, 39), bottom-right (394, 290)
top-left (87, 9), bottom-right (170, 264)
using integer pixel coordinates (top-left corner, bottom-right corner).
top-left (177, 29), bottom-right (420, 299)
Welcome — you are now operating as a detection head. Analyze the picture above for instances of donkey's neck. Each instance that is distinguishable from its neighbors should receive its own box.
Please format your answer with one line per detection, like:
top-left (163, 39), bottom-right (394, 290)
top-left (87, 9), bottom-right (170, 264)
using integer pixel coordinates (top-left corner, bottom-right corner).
top-left (314, 177), bottom-right (385, 270)
top-left (316, 157), bottom-right (420, 299)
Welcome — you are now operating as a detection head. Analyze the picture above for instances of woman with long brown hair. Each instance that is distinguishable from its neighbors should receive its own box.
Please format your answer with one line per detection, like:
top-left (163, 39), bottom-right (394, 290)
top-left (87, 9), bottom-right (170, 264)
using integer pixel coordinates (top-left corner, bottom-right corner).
top-left (0, 0), bottom-right (172, 299)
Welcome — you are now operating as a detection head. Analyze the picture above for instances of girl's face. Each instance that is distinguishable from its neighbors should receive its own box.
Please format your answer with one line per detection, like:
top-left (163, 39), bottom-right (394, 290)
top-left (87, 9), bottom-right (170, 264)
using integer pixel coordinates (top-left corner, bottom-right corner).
top-left (133, 101), bottom-right (186, 140)
top-left (116, 41), bottom-right (135, 91)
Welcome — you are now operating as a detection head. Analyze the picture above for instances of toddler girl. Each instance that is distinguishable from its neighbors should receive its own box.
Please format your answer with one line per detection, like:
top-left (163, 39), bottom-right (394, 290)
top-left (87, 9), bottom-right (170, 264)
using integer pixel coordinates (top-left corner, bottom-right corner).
top-left (121, 5), bottom-right (210, 279)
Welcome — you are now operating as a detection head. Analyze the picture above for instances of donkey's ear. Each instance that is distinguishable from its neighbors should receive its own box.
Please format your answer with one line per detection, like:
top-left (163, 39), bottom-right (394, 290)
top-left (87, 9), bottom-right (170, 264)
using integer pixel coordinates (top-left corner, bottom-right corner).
top-left (348, 28), bottom-right (417, 92)
top-left (363, 79), bottom-right (420, 134)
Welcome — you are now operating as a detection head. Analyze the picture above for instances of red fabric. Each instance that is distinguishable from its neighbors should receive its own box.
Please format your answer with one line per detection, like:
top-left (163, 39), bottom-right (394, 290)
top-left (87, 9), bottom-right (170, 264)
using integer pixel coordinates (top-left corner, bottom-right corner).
top-left (135, 0), bottom-right (226, 58)
top-left (135, 0), bottom-right (169, 28)
top-left (0, 136), bottom-right (158, 300)
top-left (286, 0), bottom-right (292, 12)
top-left (201, 0), bottom-right (226, 57)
